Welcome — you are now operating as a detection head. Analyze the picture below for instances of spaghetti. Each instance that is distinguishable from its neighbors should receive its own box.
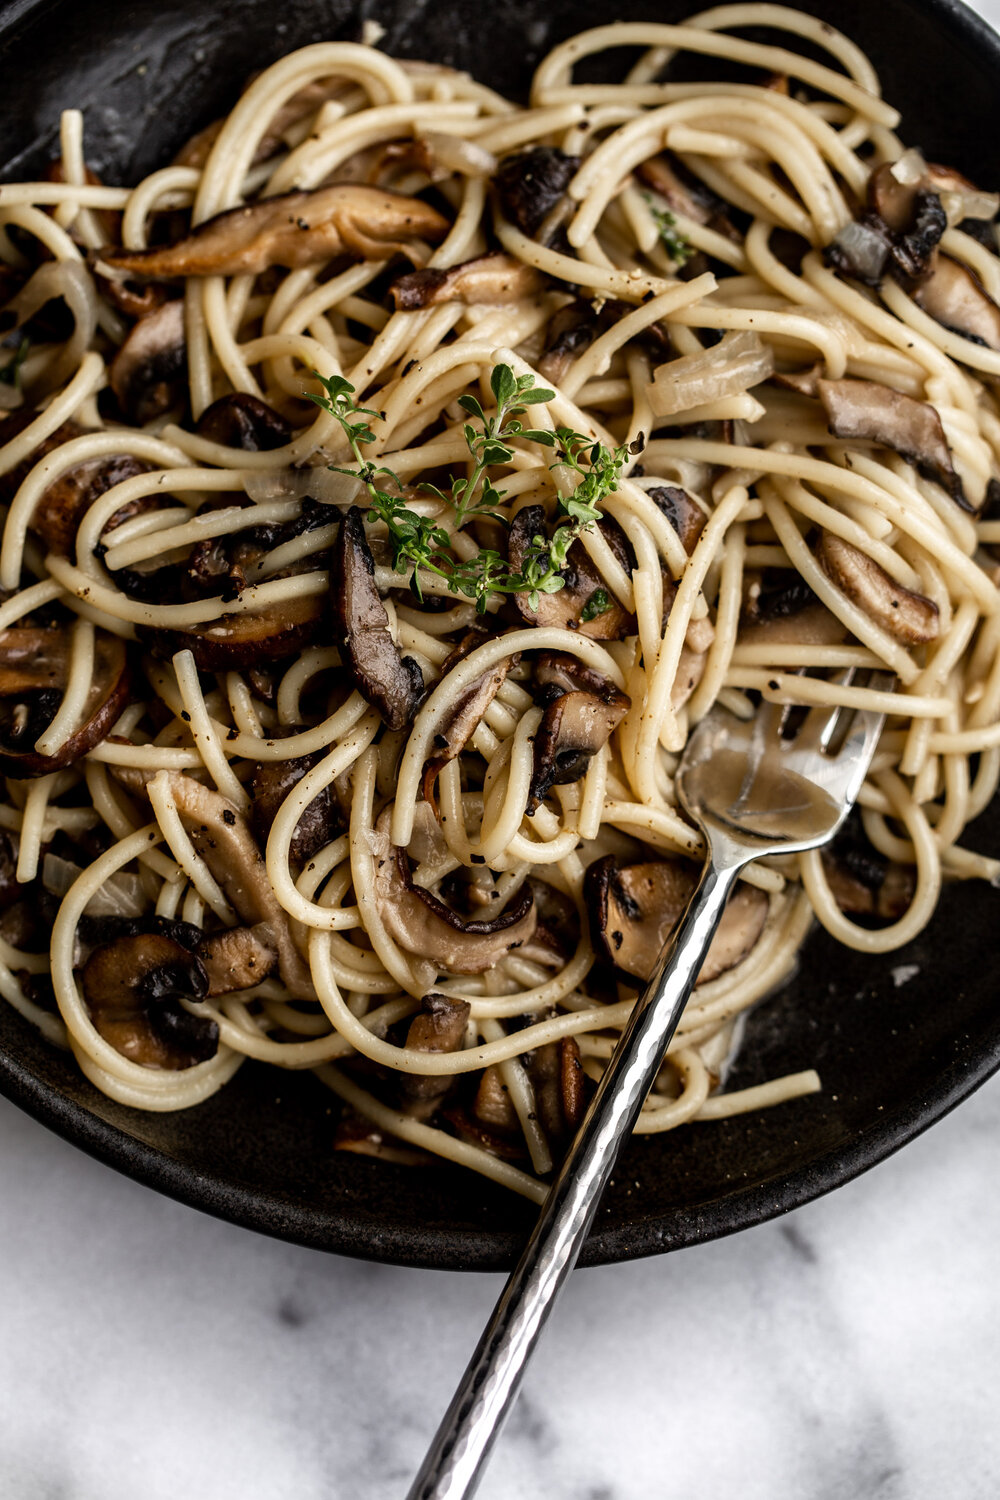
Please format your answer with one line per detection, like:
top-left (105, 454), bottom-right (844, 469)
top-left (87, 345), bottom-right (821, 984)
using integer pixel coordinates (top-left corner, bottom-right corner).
top-left (1, 5), bottom-right (999, 1200)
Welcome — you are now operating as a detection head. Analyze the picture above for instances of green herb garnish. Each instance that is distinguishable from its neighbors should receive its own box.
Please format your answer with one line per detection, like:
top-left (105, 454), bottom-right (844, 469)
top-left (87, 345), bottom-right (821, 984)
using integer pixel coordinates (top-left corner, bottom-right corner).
top-left (641, 192), bottom-right (692, 268)
top-left (0, 336), bottom-right (29, 390)
top-left (580, 588), bottom-right (611, 623)
top-left (307, 364), bottom-right (629, 614)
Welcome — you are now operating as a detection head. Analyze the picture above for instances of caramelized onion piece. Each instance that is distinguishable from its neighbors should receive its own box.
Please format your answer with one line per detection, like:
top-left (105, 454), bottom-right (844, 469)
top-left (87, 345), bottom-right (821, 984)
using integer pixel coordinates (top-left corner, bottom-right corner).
top-left (100, 185), bottom-right (450, 280)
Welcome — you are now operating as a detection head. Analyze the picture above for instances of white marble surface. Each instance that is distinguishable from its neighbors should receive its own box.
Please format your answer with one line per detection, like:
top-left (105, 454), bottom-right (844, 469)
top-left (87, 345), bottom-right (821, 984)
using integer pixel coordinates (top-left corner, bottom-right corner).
top-left (7, 1), bottom-right (1000, 1492)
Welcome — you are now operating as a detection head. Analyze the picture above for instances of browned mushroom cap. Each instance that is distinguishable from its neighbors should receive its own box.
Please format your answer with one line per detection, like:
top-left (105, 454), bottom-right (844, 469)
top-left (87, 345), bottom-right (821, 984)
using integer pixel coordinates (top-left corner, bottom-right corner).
top-left (196, 924), bottom-right (279, 996)
top-left (494, 147), bottom-right (580, 238)
top-left (141, 591), bottom-right (325, 671)
top-left (912, 254), bottom-right (1000, 352)
top-left (397, 992), bottom-right (471, 1119)
top-left (821, 847), bottom-right (915, 919)
top-left (81, 932), bottom-right (217, 1069)
top-left (585, 854), bottom-right (768, 984)
top-left (740, 569), bottom-right (849, 647)
top-left (371, 809), bottom-right (538, 975)
top-left (109, 299), bottom-right (187, 424)
top-left (817, 530), bottom-right (940, 645)
top-left (538, 297), bottom-right (673, 386)
top-left (100, 185), bottom-right (450, 281)
top-left (865, 163), bottom-right (947, 283)
top-left (647, 484), bottom-right (706, 555)
top-left (528, 684), bottom-right (630, 813)
top-left (507, 505), bottom-right (635, 639)
top-left (159, 771), bottom-right (313, 995)
top-left (195, 392), bottom-right (293, 450)
top-left (0, 626), bottom-right (132, 779)
top-left (390, 251), bottom-right (545, 310)
top-left (250, 753), bottom-right (345, 867)
top-left (817, 377), bottom-right (966, 509)
top-left (532, 651), bottom-right (619, 700)
top-left (331, 506), bottom-right (424, 731)
top-left (636, 153), bottom-right (741, 242)
top-left (867, 161), bottom-right (919, 233)
top-left (0, 408), bottom-right (158, 558)
top-left (528, 1036), bottom-right (586, 1149)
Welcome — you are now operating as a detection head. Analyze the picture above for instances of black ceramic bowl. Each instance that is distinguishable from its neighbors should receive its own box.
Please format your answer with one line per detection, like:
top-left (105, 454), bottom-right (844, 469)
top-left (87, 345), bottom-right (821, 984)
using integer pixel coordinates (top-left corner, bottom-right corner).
top-left (2, 0), bottom-right (1000, 1270)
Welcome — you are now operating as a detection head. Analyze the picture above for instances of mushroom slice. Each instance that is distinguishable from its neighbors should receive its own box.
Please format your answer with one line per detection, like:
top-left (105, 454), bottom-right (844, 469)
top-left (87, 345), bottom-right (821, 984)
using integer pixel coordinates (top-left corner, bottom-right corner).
top-left (109, 299), bottom-right (187, 424)
top-left (537, 296), bottom-right (672, 385)
top-left (507, 505), bottom-right (635, 639)
top-left (195, 392), bottom-right (293, 451)
top-left (494, 147), bottom-right (580, 238)
top-left (821, 815), bottom-right (915, 919)
top-left (196, 924), bottom-right (279, 996)
top-left (636, 153), bottom-right (741, 242)
top-left (390, 251), bottom-right (545, 310)
top-left (528, 1036), bottom-right (586, 1149)
top-left (0, 408), bottom-right (157, 557)
top-left (912, 254), bottom-right (1000, 352)
top-left (518, 878), bottom-right (579, 969)
top-left (472, 1065), bottom-right (519, 1135)
top-left (81, 932), bottom-right (217, 1069)
top-left (371, 808), bottom-right (537, 975)
top-left (100, 185), bottom-right (450, 281)
top-left (250, 753), bottom-right (344, 867)
top-left (397, 992), bottom-right (471, 1120)
top-left (160, 772), bottom-right (313, 995)
top-left (817, 531), bottom-right (940, 645)
top-left (0, 626), bottom-right (131, 779)
top-left (647, 484), bottom-right (706, 555)
top-left (421, 631), bottom-right (513, 807)
top-left (740, 568), bottom-right (848, 648)
top-left (331, 506), bottom-right (424, 731)
top-left (585, 854), bottom-right (768, 984)
top-left (533, 651), bottom-right (620, 701)
top-left (817, 376), bottom-right (966, 508)
top-left (528, 684), bottom-right (630, 813)
top-left (141, 591), bottom-right (324, 671)
top-left (332, 1111), bottom-right (436, 1165)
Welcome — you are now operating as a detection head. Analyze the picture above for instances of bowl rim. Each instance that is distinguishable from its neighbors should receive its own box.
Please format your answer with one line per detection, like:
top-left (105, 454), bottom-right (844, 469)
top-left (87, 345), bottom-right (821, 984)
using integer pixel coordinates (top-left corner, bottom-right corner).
top-left (2, 0), bottom-right (1000, 1271)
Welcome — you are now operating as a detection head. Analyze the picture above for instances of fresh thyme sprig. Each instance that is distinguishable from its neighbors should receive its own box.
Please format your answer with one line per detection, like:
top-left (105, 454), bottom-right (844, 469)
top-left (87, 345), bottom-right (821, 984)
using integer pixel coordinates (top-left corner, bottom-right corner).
top-left (641, 191), bottom-right (692, 268)
top-left (307, 364), bottom-right (630, 614)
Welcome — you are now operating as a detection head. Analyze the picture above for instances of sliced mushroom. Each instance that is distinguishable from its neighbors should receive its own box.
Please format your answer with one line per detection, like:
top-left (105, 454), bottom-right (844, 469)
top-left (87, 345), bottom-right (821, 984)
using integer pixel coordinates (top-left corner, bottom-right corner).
top-left (494, 147), bottom-right (580, 239)
top-left (532, 651), bottom-right (621, 701)
top-left (196, 924), bottom-right (279, 996)
top-left (472, 1065), bottom-right (519, 1135)
top-left (519, 877), bottom-right (579, 967)
top-left (141, 591), bottom-right (325, 670)
top-left (250, 753), bottom-right (345, 868)
top-left (390, 251), bottom-right (545, 310)
top-left (109, 298), bottom-right (187, 424)
top-left (867, 160), bottom-right (920, 233)
top-left (817, 531), bottom-right (939, 644)
top-left (0, 626), bottom-right (132, 778)
top-left (636, 153), bottom-right (741, 242)
top-left (331, 507), bottom-right (424, 731)
top-left (332, 1111), bottom-right (436, 1164)
top-left (371, 806), bottom-right (537, 975)
top-left (528, 1036), bottom-right (585, 1150)
top-left (528, 684), bottom-right (630, 813)
top-left (195, 392), bottom-right (293, 450)
top-left (81, 932), bottom-right (217, 1069)
top-left (821, 835), bottom-right (915, 920)
top-left (912, 254), bottom-right (1000, 352)
top-left (507, 505), bottom-right (635, 639)
top-left (422, 653), bottom-right (512, 807)
top-left (740, 568), bottom-right (849, 647)
top-left (817, 376), bottom-right (966, 508)
top-left (397, 992), bottom-right (471, 1120)
top-left (537, 296), bottom-right (673, 386)
top-left (100, 185), bottom-right (450, 281)
top-left (0, 408), bottom-right (158, 558)
top-left (159, 771), bottom-right (313, 995)
top-left (585, 854), bottom-right (768, 984)
top-left (647, 484), bottom-right (706, 555)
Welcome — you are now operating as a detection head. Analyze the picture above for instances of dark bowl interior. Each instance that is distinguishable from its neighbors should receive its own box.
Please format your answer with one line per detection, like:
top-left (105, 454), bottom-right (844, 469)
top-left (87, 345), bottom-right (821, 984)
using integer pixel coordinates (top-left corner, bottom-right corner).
top-left (2, 0), bottom-right (1000, 1270)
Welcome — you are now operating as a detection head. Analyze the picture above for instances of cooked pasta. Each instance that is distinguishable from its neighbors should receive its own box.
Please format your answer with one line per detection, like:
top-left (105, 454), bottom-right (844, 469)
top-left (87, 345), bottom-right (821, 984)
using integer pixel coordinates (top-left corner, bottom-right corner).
top-left (1, 4), bottom-right (999, 1201)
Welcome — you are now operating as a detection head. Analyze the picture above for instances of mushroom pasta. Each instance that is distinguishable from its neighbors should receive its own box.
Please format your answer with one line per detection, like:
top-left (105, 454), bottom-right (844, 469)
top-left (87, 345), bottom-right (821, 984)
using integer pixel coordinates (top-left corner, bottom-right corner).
top-left (3, 4), bottom-right (1000, 1202)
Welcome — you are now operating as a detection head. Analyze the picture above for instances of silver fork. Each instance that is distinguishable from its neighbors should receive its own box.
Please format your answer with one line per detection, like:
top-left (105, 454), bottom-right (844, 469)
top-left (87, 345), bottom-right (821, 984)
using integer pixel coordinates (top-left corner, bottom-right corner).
top-left (406, 672), bottom-right (892, 1500)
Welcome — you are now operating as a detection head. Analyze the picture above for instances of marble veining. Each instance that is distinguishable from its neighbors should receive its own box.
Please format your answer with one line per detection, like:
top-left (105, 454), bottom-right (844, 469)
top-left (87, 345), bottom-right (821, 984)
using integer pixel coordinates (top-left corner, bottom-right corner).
top-left (1, 1071), bottom-right (999, 1499)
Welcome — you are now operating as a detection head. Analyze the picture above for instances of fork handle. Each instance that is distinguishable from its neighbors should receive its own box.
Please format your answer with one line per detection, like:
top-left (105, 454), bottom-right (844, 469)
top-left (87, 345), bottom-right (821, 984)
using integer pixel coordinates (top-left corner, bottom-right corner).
top-left (405, 843), bottom-right (746, 1500)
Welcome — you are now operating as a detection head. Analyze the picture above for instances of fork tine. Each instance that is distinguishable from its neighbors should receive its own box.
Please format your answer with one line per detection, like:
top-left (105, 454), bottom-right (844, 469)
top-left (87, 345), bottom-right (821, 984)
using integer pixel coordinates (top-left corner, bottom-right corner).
top-left (788, 669), bottom-right (858, 755)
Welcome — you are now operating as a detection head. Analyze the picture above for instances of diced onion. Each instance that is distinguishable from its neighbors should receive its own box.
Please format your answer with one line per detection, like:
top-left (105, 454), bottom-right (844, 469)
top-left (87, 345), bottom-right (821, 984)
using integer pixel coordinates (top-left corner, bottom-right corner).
top-left (43, 853), bottom-right (146, 916)
top-left (647, 331), bottom-right (775, 418)
top-left (242, 466), bottom-right (361, 506)
top-left (942, 188), bottom-right (1000, 227)
top-left (826, 218), bottom-right (890, 285)
top-left (891, 147), bottom-right (927, 186)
